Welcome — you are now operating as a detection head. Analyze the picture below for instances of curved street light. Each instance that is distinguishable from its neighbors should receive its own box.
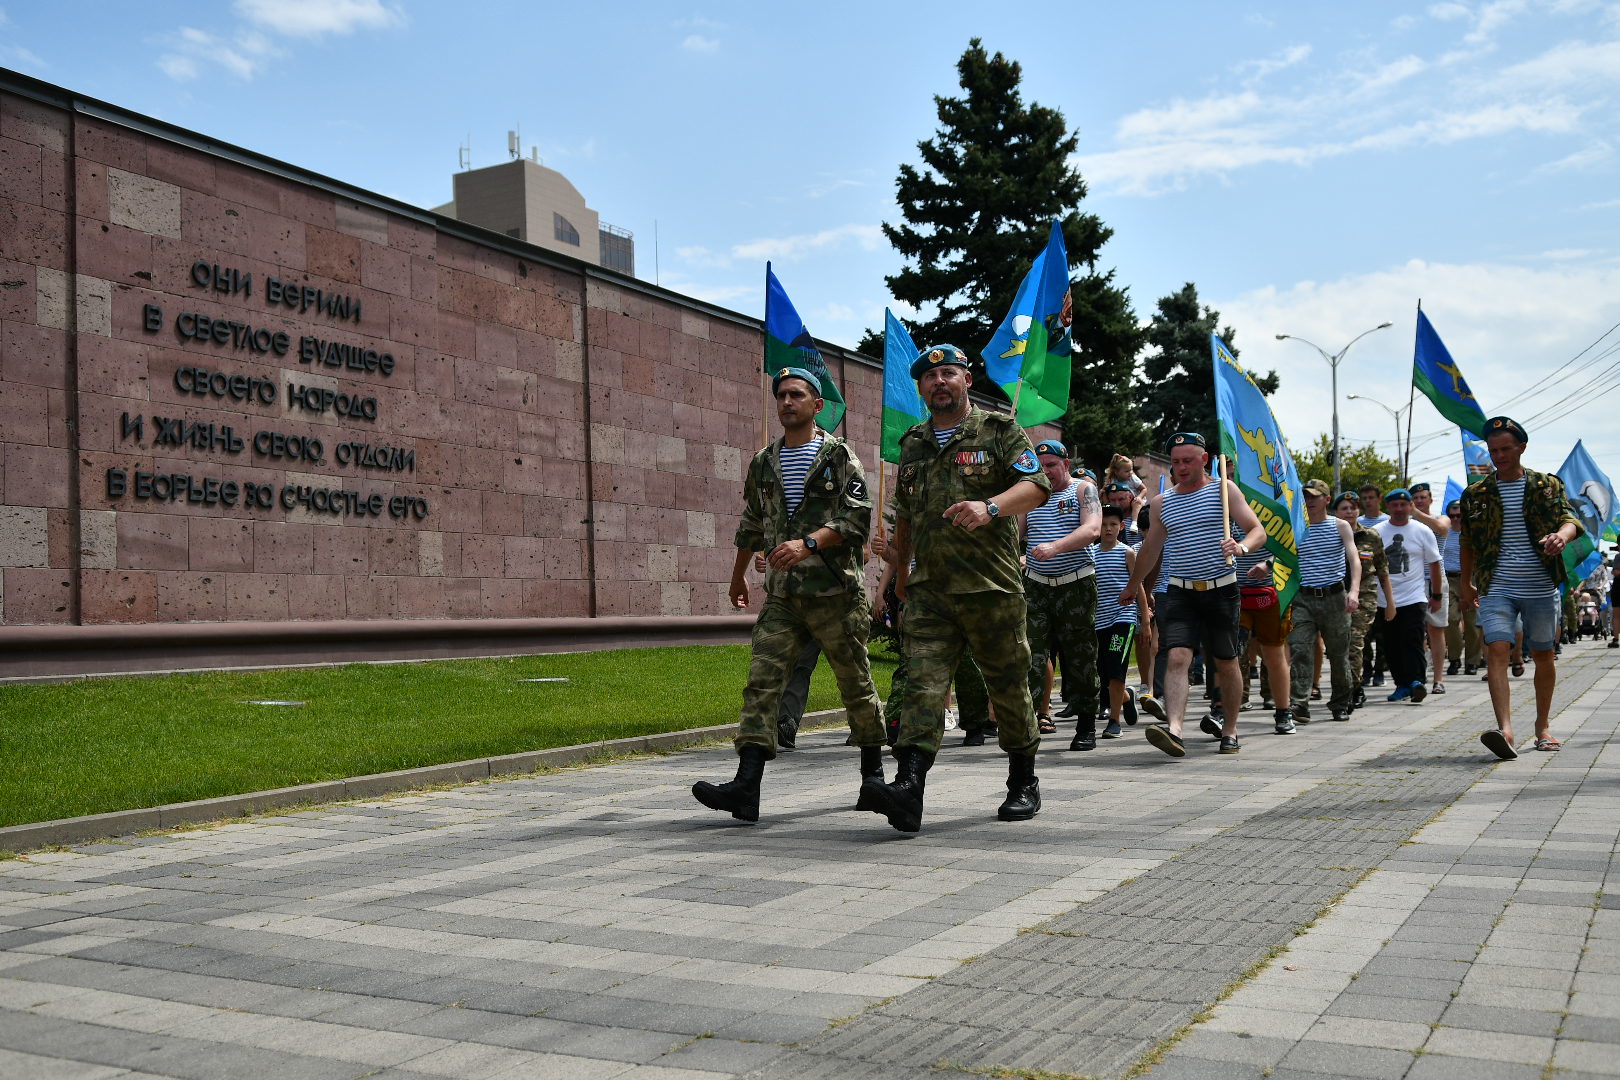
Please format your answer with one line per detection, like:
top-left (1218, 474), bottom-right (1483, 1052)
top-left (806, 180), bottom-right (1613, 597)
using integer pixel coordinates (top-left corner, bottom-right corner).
top-left (1346, 392), bottom-right (1413, 485)
top-left (1275, 322), bottom-right (1394, 493)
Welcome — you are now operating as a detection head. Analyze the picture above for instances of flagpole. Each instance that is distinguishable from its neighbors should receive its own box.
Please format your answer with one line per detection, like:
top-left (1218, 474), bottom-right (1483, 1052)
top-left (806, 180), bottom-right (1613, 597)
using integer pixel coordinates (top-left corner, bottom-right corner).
top-left (876, 462), bottom-right (887, 541)
top-left (1217, 452), bottom-right (1233, 567)
top-left (1009, 377), bottom-right (1024, 424)
top-left (760, 368), bottom-right (770, 450)
top-left (1404, 300), bottom-right (1420, 484)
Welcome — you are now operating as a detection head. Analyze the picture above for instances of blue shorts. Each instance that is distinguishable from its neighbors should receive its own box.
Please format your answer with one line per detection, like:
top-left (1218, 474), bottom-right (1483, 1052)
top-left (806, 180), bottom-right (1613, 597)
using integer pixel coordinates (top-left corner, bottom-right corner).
top-left (1478, 590), bottom-right (1560, 652)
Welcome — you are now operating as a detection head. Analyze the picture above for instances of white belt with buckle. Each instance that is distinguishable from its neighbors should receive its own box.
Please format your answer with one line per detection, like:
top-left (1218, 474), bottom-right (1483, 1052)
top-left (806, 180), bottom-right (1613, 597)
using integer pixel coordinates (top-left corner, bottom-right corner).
top-left (1168, 573), bottom-right (1237, 592)
top-left (1025, 566), bottom-right (1096, 587)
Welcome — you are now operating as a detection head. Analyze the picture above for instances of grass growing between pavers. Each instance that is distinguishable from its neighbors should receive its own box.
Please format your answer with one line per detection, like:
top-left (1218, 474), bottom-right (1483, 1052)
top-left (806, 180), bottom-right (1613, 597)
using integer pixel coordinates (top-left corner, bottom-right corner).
top-left (1, 645), bottom-right (898, 827)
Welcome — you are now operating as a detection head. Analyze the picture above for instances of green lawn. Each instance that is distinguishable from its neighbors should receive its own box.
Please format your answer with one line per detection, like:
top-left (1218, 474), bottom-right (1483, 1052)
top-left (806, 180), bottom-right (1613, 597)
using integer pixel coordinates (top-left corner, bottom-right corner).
top-left (0, 645), bottom-right (900, 827)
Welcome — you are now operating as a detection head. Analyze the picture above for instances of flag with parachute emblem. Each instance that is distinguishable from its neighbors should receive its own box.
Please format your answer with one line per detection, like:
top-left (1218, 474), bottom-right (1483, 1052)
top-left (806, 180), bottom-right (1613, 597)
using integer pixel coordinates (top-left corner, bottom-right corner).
top-left (1414, 310), bottom-right (1488, 438)
top-left (981, 220), bottom-right (1072, 427)
top-left (1213, 334), bottom-right (1305, 609)
top-left (764, 263), bottom-right (844, 431)
top-left (1556, 439), bottom-right (1613, 586)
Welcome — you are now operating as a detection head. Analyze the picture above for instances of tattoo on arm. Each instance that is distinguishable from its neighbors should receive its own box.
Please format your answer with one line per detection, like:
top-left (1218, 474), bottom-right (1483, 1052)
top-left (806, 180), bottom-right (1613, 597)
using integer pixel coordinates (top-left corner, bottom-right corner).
top-left (1080, 485), bottom-right (1100, 520)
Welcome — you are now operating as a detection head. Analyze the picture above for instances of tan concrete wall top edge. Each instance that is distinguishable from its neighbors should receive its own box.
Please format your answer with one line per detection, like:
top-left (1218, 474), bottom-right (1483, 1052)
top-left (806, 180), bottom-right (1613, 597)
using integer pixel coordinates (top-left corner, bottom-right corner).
top-left (0, 614), bottom-right (758, 650)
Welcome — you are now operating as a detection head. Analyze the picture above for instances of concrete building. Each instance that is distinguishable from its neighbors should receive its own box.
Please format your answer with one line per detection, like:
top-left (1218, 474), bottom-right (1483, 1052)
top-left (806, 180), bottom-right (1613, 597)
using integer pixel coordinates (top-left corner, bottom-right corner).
top-left (435, 157), bottom-right (635, 277)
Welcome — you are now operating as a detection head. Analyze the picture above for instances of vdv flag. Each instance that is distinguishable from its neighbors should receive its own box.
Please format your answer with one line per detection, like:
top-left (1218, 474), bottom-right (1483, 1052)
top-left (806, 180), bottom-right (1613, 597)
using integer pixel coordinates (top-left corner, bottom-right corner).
top-left (981, 220), bottom-right (1073, 427)
top-left (1212, 334), bottom-right (1305, 609)
top-left (1556, 439), bottom-right (1614, 585)
top-left (1413, 310), bottom-right (1488, 438)
top-left (1461, 429), bottom-right (1491, 479)
top-left (881, 309), bottom-right (926, 464)
top-left (764, 263), bottom-right (844, 431)
top-left (1444, 476), bottom-right (1465, 512)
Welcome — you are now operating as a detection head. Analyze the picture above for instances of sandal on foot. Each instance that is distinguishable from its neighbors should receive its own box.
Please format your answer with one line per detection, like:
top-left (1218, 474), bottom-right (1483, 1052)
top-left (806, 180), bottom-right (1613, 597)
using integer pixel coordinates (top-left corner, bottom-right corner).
top-left (1144, 725), bottom-right (1186, 758)
top-left (1480, 729), bottom-right (1518, 760)
top-left (1037, 714), bottom-right (1057, 734)
top-left (1511, 659), bottom-right (1525, 677)
top-left (1534, 736), bottom-right (1562, 752)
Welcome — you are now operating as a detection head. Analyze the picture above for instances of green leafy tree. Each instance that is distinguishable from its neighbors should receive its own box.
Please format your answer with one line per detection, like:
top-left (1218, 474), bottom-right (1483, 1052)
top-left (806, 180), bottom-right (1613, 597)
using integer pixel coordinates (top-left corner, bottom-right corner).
top-left (1288, 433), bottom-right (1400, 497)
top-left (1140, 283), bottom-right (1277, 446)
top-left (879, 38), bottom-right (1108, 374)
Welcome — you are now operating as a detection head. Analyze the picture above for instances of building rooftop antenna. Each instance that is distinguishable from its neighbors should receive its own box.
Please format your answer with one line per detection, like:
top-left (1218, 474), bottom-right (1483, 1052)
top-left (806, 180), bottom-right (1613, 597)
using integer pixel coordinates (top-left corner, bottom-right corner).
top-left (458, 135), bottom-right (470, 171)
top-left (508, 128), bottom-right (521, 161)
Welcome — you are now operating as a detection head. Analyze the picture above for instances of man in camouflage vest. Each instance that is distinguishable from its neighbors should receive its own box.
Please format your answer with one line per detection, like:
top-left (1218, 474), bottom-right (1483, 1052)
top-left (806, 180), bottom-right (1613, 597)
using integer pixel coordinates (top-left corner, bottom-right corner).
top-left (868, 344), bottom-right (1052, 832)
top-left (1334, 491), bottom-right (1393, 711)
top-left (692, 366), bottom-right (885, 822)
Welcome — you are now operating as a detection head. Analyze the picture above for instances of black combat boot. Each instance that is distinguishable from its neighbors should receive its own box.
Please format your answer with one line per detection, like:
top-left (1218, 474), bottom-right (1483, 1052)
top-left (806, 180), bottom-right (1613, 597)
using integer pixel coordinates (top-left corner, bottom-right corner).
top-left (854, 746), bottom-right (886, 812)
top-left (863, 747), bottom-right (931, 832)
top-left (998, 754), bottom-right (1041, 821)
top-left (691, 747), bottom-right (767, 822)
top-left (1069, 713), bottom-right (1097, 751)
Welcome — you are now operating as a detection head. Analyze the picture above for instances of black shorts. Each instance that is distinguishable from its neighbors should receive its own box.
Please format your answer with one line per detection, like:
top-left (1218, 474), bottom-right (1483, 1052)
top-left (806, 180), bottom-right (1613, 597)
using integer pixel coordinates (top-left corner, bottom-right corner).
top-left (1160, 584), bottom-right (1241, 661)
top-left (1097, 622), bottom-right (1135, 684)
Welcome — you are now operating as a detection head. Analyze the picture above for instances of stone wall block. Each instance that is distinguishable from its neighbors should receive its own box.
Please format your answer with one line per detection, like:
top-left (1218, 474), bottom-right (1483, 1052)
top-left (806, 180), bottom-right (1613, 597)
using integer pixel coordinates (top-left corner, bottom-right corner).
top-left (107, 167), bottom-right (181, 239)
top-left (0, 504), bottom-right (47, 567)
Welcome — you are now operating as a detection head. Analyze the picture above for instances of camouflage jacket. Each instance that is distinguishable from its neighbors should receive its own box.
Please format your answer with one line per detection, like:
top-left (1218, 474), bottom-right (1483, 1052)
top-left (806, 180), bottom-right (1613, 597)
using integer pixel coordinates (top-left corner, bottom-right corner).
top-left (1352, 524), bottom-right (1387, 601)
top-left (1458, 468), bottom-right (1581, 595)
top-left (734, 430), bottom-right (872, 599)
top-left (893, 407), bottom-right (1050, 594)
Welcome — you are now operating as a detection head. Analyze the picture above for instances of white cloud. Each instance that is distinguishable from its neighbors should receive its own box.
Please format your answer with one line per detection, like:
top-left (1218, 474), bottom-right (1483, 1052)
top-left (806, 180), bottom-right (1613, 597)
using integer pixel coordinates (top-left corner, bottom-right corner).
top-left (1496, 37), bottom-right (1620, 89)
top-left (233, 0), bottom-right (403, 37)
top-left (1237, 44), bottom-right (1311, 86)
top-left (807, 177), bottom-right (863, 198)
top-left (1534, 139), bottom-right (1614, 173)
top-left (817, 302), bottom-right (855, 324)
top-left (157, 0), bottom-right (401, 82)
top-left (728, 224), bottom-right (882, 264)
top-left (1429, 3), bottom-right (1471, 20)
top-left (681, 34), bottom-right (719, 54)
top-left (1219, 257), bottom-right (1620, 476)
top-left (1351, 55), bottom-right (1427, 96)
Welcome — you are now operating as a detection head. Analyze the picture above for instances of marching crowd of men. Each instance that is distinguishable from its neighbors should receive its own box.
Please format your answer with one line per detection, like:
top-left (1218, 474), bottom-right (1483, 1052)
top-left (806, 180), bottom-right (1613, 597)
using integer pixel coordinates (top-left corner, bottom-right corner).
top-left (693, 347), bottom-right (1593, 833)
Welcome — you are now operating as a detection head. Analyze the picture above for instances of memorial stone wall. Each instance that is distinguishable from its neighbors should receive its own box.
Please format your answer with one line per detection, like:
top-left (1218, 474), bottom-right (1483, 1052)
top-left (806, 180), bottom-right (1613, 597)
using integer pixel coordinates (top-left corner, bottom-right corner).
top-left (0, 74), bottom-right (1064, 643)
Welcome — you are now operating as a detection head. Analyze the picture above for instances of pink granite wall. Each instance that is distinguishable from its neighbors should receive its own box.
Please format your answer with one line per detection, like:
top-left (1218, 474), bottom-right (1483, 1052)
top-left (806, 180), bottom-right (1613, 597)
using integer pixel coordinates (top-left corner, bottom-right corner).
top-left (0, 89), bottom-right (1056, 629)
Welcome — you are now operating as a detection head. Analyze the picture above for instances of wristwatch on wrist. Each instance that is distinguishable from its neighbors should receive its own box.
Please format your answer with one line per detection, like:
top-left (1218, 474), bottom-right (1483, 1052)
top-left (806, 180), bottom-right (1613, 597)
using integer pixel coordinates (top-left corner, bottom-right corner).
top-left (985, 501), bottom-right (1001, 519)
top-left (1237, 542), bottom-right (1249, 556)
top-left (803, 535), bottom-right (818, 551)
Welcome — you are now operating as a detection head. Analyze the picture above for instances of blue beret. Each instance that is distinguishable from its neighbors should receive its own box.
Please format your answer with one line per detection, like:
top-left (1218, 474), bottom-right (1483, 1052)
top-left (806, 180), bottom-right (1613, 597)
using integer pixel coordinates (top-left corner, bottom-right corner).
top-left (909, 343), bottom-right (969, 380)
top-left (1164, 432), bottom-right (1206, 453)
top-left (1484, 416), bottom-right (1528, 442)
top-left (1385, 488), bottom-right (1412, 501)
top-left (772, 366), bottom-right (821, 396)
top-left (1033, 439), bottom-right (1067, 458)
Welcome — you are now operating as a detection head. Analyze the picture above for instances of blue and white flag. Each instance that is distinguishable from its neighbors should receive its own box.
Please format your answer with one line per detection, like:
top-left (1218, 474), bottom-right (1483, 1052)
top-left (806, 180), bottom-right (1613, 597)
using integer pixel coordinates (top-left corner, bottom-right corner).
top-left (1461, 429), bottom-right (1491, 479)
top-left (1557, 440), bottom-right (1615, 582)
top-left (1443, 476), bottom-right (1465, 511)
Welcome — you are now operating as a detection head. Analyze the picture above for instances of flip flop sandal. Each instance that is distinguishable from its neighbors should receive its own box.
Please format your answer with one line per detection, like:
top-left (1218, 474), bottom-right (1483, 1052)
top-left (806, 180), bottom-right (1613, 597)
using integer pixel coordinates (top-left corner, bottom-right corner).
top-left (1037, 714), bottom-right (1057, 734)
top-left (1480, 729), bottom-right (1518, 760)
top-left (1511, 660), bottom-right (1525, 677)
top-left (1310, 686), bottom-right (1322, 700)
top-left (1534, 736), bottom-right (1562, 752)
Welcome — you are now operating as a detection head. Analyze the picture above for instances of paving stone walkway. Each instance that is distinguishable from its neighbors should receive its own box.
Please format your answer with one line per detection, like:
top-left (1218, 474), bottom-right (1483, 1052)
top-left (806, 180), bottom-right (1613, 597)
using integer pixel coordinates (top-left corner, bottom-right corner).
top-left (1, 644), bottom-right (1615, 1080)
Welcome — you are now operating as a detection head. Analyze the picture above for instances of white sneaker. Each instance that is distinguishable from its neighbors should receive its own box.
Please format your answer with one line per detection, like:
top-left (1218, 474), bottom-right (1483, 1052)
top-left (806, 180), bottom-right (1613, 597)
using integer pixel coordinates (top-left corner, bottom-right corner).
top-left (943, 707), bottom-right (960, 730)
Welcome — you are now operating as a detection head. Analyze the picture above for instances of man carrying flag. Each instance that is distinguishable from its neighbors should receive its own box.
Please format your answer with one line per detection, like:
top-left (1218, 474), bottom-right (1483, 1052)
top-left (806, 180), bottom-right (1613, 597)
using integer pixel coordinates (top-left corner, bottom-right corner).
top-left (981, 220), bottom-right (1073, 427)
top-left (1458, 416), bottom-right (1586, 760)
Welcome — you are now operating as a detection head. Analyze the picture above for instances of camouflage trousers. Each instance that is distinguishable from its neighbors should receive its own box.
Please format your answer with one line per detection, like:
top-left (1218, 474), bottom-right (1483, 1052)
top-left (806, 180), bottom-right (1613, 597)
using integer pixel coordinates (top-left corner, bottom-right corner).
top-left (1024, 573), bottom-right (1098, 717)
top-left (1288, 589), bottom-right (1353, 713)
top-left (1348, 588), bottom-right (1380, 681)
top-left (886, 643), bottom-right (989, 733)
top-left (736, 592), bottom-right (885, 759)
top-left (897, 586), bottom-right (1038, 758)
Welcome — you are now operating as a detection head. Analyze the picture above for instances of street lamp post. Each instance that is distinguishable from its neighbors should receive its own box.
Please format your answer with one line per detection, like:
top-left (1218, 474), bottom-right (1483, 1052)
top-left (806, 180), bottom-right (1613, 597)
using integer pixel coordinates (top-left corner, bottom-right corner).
top-left (1275, 322), bottom-right (1393, 494)
top-left (1346, 393), bottom-right (1412, 485)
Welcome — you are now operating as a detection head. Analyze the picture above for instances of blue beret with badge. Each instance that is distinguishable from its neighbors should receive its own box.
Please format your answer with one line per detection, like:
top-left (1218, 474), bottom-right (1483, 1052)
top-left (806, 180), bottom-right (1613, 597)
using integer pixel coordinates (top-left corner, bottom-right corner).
top-left (1164, 431), bottom-right (1206, 453)
top-left (1484, 415), bottom-right (1528, 443)
top-left (1033, 439), bottom-right (1067, 458)
top-left (772, 366), bottom-right (821, 396)
top-left (909, 343), bottom-right (969, 380)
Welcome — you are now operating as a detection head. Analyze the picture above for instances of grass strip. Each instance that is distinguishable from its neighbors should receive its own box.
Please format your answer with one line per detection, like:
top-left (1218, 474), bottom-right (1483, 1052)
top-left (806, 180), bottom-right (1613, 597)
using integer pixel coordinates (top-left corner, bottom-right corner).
top-left (0, 645), bottom-right (897, 827)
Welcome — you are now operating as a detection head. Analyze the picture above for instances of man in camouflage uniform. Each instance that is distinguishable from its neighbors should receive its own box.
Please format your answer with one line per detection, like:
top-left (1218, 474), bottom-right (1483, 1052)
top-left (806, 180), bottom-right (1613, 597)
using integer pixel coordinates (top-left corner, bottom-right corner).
top-left (692, 366), bottom-right (884, 822)
top-left (1334, 491), bottom-right (1393, 711)
top-left (867, 344), bottom-right (1051, 832)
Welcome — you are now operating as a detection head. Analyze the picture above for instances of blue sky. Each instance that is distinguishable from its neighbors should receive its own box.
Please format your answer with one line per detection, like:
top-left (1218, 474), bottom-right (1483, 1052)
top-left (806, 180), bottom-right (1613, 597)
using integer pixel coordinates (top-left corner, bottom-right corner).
top-left (5, 0), bottom-right (1620, 485)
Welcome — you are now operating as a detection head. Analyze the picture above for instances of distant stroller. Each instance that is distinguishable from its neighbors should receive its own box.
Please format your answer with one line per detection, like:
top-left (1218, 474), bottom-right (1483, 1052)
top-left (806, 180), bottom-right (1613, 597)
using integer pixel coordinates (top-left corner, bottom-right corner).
top-left (1577, 591), bottom-right (1602, 640)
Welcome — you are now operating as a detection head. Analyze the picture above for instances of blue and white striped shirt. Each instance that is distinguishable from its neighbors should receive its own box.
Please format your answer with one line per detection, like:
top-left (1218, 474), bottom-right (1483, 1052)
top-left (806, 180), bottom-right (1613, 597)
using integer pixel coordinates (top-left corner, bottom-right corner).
top-left (1025, 482), bottom-right (1092, 576)
top-left (1442, 526), bottom-right (1462, 574)
top-left (1488, 477), bottom-right (1557, 599)
top-left (1298, 517), bottom-right (1347, 588)
top-left (1093, 542), bottom-right (1135, 627)
top-left (931, 424), bottom-right (960, 447)
top-left (779, 435), bottom-right (824, 517)
top-left (1161, 481), bottom-right (1230, 582)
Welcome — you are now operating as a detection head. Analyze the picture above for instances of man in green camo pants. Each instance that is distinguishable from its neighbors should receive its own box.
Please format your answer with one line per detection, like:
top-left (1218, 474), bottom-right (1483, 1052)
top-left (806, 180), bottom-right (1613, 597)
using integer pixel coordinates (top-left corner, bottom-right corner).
top-left (692, 366), bottom-right (885, 823)
top-left (1334, 491), bottom-right (1394, 711)
top-left (867, 344), bottom-right (1052, 833)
